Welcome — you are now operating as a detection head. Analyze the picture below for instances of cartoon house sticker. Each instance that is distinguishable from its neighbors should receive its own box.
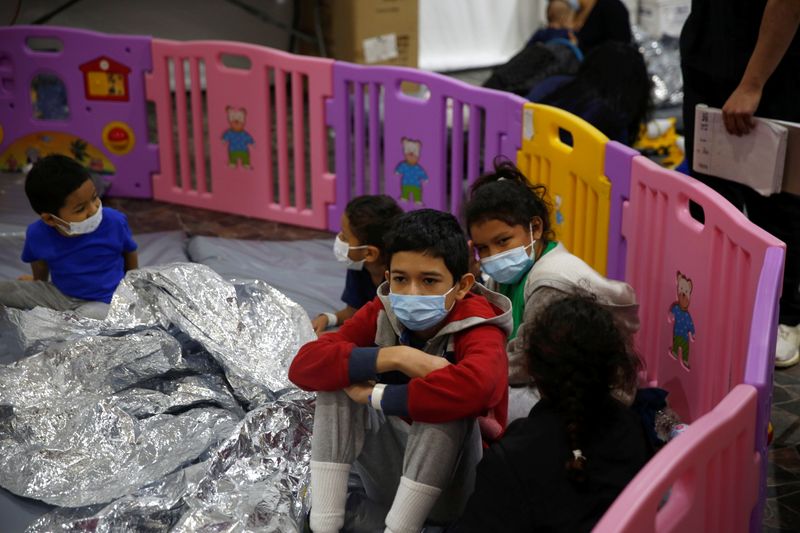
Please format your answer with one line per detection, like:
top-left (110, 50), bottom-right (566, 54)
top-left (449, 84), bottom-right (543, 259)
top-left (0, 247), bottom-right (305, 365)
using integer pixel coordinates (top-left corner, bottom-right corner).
top-left (79, 56), bottom-right (131, 101)
top-left (395, 138), bottom-right (428, 205)
top-left (222, 106), bottom-right (254, 169)
top-left (668, 271), bottom-right (696, 368)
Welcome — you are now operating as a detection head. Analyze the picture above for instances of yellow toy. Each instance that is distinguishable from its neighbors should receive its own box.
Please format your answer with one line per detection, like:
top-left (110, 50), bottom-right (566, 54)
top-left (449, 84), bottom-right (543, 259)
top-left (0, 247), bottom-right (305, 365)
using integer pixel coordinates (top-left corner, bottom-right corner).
top-left (634, 118), bottom-right (685, 170)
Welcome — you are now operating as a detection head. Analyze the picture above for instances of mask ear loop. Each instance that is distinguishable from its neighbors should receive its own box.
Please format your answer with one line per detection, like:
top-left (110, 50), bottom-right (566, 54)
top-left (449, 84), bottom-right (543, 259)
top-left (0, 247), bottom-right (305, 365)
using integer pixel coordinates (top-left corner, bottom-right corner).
top-left (527, 223), bottom-right (537, 260)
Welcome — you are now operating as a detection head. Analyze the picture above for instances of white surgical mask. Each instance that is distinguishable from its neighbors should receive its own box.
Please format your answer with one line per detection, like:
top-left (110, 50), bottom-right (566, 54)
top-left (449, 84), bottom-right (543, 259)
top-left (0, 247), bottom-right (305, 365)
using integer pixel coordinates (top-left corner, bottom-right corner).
top-left (333, 235), bottom-right (368, 270)
top-left (480, 224), bottom-right (536, 285)
top-left (52, 202), bottom-right (103, 236)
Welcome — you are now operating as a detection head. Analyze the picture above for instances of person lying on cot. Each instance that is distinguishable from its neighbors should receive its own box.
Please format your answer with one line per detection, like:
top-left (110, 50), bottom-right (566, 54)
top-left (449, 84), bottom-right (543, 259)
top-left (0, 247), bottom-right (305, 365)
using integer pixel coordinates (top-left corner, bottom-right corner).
top-left (312, 194), bottom-right (403, 335)
top-left (289, 209), bottom-right (512, 533)
top-left (449, 294), bottom-right (652, 532)
top-left (465, 159), bottom-right (639, 420)
top-left (0, 154), bottom-right (138, 320)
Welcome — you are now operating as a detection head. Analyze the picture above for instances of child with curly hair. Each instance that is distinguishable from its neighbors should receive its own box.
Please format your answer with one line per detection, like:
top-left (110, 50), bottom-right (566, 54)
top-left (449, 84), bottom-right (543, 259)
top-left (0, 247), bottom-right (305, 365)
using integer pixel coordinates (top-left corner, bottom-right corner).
top-left (450, 294), bottom-right (651, 532)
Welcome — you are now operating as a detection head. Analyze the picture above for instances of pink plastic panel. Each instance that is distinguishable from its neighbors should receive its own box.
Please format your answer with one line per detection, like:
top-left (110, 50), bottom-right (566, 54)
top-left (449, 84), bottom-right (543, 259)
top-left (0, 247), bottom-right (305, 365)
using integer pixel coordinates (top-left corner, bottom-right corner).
top-left (326, 62), bottom-right (525, 231)
top-left (594, 385), bottom-right (760, 533)
top-left (145, 39), bottom-right (335, 229)
top-left (622, 156), bottom-right (784, 424)
top-left (0, 26), bottom-right (157, 198)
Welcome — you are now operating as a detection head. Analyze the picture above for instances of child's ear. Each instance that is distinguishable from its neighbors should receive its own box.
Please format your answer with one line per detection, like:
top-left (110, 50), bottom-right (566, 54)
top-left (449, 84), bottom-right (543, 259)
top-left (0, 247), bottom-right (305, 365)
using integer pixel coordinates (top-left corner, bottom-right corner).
top-left (455, 273), bottom-right (475, 300)
top-left (530, 216), bottom-right (544, 240)
top-left (40, 213), bottom-right (60, 228)
top-left (384, 270), bottom-right (391, 284)
top-left (364, 245), bottom-right (381, 263)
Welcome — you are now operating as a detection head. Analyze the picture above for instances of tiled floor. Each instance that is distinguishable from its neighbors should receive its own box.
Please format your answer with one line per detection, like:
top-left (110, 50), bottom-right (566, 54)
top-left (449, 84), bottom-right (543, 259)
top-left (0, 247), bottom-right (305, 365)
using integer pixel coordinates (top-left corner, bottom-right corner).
top-left (765, 363), bottom-right (800, 531)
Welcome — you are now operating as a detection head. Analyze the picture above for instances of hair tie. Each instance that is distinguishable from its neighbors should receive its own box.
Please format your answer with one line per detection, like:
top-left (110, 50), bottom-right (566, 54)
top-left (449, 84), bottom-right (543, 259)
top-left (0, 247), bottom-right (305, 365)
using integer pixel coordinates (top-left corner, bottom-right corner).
top-left (497, 177), bottom-right (507, 182)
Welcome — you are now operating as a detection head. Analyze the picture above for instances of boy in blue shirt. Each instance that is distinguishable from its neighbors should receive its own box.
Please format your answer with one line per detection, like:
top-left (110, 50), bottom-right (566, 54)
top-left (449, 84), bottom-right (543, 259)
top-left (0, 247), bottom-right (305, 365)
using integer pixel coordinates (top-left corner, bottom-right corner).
top-left (0, 155), bottom-right (138, 319)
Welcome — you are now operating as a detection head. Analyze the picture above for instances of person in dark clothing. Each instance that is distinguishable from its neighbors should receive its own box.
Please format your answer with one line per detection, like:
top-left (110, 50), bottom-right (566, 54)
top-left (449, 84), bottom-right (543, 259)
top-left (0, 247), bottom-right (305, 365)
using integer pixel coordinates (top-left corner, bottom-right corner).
top-left (527, 0), bottom-right (579, 47)
top-left (450, 295), bottom-right (651, 533)
top-left (573, 0), bottom-right (632, 54)
top-left (680, 0), bottom-right (800, 366)
top-left (529, 41), bottom-right (651, 145)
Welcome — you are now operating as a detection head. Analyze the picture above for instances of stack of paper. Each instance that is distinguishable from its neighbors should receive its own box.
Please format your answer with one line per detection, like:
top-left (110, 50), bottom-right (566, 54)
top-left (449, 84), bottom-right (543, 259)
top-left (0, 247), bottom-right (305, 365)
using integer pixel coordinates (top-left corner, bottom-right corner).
top-left (693, 104), bottom-right (788, 196)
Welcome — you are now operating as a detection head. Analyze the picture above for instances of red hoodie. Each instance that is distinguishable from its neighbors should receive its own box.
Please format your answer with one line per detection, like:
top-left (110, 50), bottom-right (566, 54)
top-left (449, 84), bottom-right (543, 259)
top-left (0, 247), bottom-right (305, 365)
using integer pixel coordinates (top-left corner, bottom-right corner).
top-left (289, 283), bottom-right (512, 439)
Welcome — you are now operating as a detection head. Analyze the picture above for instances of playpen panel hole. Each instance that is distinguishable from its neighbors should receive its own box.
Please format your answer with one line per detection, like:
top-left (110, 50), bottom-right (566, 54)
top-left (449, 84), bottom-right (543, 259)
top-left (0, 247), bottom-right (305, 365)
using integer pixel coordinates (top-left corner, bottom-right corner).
top-left (220, 53), bottom-right (252, 71)
top-left (26, 37), bottom-right (63, 53)
top-left (558, 127), bottom-right (574, 149)
top-left (689, 200), bottom-right (705, 225)
top-left (399, 81), bottom-right (430, 101)
top-left (31, 73), bottom-right (69, 120)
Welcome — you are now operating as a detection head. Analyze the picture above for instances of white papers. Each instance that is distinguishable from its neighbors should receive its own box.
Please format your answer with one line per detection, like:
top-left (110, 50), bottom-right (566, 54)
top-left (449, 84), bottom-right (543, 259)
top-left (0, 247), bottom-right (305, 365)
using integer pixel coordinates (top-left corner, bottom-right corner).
top-left (693, 105), bottom-right (788, 196)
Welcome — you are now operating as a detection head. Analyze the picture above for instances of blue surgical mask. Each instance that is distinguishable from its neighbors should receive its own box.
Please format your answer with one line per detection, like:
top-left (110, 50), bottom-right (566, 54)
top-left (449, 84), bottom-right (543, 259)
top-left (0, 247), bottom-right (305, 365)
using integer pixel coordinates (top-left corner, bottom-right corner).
top-left (389, 285), bottom-right (456, 331)
top-left (480, 225), bottom-right (536, 285)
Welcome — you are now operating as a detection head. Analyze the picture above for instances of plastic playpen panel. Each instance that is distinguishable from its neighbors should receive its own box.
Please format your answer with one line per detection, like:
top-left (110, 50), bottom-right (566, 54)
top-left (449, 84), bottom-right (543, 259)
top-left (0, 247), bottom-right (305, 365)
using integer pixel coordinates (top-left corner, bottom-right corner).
top-left (604, 140), bottom-right (638, 282)
top-left (594, 384), bottom-right (760, 533)
top-left (325, 63), bottom-right (525, 232)
top-left (0, 26), bottom-right (158, 198)
top-left (145, 39), bottom-right (336, 229)
top-left (743, 245), bottom-right (784, 532)
top-left (622, 156), bottom-right (785, 425)
top-left (516, 103), bottom-right (611, 275)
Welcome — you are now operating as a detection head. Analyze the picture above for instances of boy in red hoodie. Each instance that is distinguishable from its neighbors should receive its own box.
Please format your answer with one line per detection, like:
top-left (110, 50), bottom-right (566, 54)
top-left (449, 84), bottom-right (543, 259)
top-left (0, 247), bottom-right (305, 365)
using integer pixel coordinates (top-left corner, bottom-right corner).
top-left (289, 209), bottom-right (511, 533)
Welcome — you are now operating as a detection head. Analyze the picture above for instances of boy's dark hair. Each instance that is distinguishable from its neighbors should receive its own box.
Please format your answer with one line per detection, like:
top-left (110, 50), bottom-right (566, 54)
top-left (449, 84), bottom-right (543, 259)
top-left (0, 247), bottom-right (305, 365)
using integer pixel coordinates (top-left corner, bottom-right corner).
top-left (25, 155), bottom-right (91, 215)
top-left (465, 158), bottom-right (554, 242)
top-left (345, 195), bottom-right (403, 252)
top-left (525, 294), bottom-right (641, 483)
top-left (384, 209), bottom-right (469, 282)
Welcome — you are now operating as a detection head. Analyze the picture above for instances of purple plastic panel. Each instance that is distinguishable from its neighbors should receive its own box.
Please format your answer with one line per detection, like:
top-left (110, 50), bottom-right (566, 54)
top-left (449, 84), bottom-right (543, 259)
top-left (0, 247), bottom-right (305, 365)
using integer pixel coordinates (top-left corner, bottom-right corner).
top-left (604, 141), bottom-right (637, 281)
top-left (326, 62), bottom-right (525, 232)
top-left (0, 26), bottom-right (158, 198)
top-left (744, 246), bottom-right (785, 533)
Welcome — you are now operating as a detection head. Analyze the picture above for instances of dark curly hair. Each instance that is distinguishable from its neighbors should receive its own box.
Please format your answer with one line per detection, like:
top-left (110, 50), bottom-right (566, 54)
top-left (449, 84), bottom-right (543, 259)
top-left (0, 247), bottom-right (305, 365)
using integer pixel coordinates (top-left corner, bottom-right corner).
top-left (384, 208), bottom-right (469, 282)
top-left (465, 158), bottom-right (554, 243)
top-left (525, 294), bottom-right (641, 483)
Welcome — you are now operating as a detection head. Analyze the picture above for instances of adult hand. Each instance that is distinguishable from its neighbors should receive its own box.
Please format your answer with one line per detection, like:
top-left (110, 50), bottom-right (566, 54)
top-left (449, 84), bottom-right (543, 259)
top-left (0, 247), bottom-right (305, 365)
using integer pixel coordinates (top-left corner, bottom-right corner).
top-left (722, 84), bottom-right (762, 136)
top-left (311, 314), bottom-right (329, 336)
top-left (344, 382), bottom-right (374, 405)
top-left (17, 274), bottom-right (34, 281)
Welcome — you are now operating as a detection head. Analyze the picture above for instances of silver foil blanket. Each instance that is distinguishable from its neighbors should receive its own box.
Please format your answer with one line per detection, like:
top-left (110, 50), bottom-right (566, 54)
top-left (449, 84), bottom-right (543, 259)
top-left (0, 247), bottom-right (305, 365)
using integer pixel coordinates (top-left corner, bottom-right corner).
top-left (0, 263), bottom-right (315, 530)
top-left (634, 27), bottom-right (683, 108)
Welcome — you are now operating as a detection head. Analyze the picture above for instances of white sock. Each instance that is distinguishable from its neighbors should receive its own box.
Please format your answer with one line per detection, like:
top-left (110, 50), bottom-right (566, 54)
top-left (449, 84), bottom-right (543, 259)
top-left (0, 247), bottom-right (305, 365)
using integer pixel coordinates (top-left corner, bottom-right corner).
top-left (384, 476), bottom-right (442, 533)
top-left (309, 460), bottom-right (351, 533)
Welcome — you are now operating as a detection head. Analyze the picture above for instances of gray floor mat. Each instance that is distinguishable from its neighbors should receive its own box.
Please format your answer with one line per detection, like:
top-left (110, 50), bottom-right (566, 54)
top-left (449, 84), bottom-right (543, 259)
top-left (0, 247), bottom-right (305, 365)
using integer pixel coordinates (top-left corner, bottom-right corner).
top-left (187, 236), bottom-right (345, 320)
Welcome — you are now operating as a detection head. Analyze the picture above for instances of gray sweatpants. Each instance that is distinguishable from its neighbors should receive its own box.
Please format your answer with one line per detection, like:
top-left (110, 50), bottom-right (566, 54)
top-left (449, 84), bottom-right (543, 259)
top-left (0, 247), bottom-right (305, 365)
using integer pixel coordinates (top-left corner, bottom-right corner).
top-left (0, 280), bottom-right (109, 320)
top-left (312, 390), bottom-right (482, 531)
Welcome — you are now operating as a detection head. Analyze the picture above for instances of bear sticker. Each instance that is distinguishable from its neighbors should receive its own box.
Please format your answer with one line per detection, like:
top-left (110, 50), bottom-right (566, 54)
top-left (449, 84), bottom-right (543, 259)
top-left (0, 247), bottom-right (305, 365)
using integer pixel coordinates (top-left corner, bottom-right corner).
top-left (395, 138), bottom-right (428, 205)
top-left (222, 106), bottom-right (254, 169)
top-left (668, 271), bottom-right (696, 368)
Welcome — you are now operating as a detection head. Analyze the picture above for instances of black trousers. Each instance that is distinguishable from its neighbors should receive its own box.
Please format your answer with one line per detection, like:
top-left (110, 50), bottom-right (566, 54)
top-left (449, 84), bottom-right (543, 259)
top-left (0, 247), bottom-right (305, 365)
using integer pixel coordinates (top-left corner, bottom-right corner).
top-left (682, 64), bottom-right (800, 325)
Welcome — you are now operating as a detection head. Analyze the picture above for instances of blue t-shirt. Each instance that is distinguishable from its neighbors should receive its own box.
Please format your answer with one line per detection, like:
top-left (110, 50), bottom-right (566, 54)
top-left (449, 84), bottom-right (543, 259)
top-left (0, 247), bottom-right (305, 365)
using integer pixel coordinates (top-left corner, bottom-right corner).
top-left (21, 207), bottom-right (138, 303)
top-left (341, 268), bottom-right (378, 309)
top-left (222, 129), bottom-right (254, 151)
top-left (670, 303), bottom-right (696, 340)
top-left (395, 162), bottom-right (428, 187)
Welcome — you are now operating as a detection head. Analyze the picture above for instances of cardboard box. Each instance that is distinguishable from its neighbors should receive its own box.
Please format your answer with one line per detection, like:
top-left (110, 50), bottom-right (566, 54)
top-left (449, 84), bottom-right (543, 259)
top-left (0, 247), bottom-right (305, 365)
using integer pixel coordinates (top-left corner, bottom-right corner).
top-left (298, 0), bottom-right (418, 67)
top-left (639, 0), bottom-right (691, 38)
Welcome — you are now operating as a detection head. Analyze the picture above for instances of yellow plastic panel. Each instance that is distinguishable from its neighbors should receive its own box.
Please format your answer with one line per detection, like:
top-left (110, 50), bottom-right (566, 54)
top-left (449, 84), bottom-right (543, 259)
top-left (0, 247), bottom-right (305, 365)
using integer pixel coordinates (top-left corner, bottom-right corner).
top-left (517, 103), bottom-right (611, 274)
